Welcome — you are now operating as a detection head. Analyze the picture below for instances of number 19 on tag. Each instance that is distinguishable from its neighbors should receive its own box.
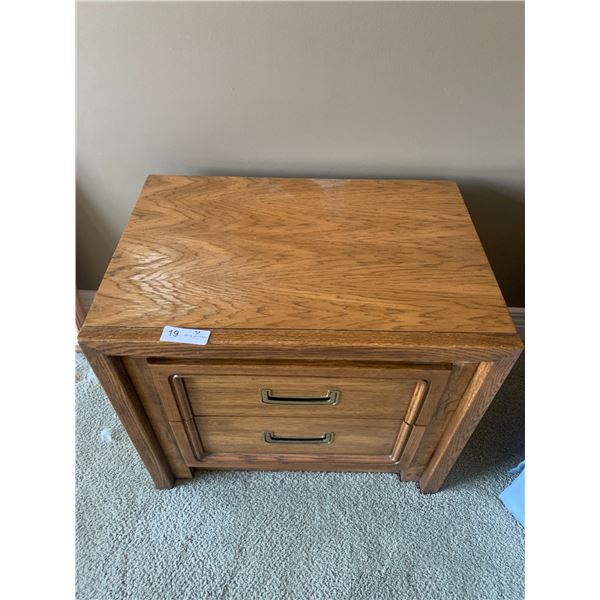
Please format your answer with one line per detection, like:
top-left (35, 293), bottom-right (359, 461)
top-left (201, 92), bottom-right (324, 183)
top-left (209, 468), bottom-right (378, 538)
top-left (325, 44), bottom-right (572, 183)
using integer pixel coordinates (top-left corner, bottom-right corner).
top-left (159, 326), bottom-right (211, 345)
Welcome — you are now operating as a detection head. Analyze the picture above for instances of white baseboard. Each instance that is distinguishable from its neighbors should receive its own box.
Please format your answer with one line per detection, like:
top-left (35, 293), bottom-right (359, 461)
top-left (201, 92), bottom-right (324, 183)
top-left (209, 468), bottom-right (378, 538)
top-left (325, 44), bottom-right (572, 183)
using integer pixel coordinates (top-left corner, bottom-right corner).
top-left (508, 307), bottom-right (525, 341)
top-left (79, 290), bottom-right (525, 341)
top-left (79, 289), bottom-right (96, 313)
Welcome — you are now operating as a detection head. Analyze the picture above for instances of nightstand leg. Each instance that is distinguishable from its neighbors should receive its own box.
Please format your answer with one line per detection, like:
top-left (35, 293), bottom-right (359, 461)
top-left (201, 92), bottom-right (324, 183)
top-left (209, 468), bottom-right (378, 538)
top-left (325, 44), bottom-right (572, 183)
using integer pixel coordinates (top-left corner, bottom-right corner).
top-left (418, 354), bottom-right (520, 493)
top-left (80, 346), bottom-right (175, 489)
top-left (400, 470), bottom-right (420, 482)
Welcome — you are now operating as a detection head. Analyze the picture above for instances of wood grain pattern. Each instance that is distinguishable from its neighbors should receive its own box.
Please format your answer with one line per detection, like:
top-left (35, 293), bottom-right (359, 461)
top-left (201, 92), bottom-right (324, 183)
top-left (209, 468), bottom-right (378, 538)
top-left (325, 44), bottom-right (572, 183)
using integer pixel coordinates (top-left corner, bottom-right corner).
top-left (83, 176), bottom-right (516, 335)
top-left (418, 354), bottom-right (520, 493)
top-left (78, 176), bottom-right (523, 492)
top-left (194, 416), bottom-right (400, 456)
top-left (76, 289), bottom-right (87, 331)
top-left (79, 326), bottom-right (521, 362)
top-left (146, 359), bottom-right (453, 471)
top-left (400, 362), bottom-right (479, 481)
top-left (79, 345), bottom-right (175, 488)
top-left (122, 357), bottom-right (193, 479)
top-left (397, 425), bottom-right (427, 470)
top-left (186, 456), bottom-right (404, 472)
top-left (179, 375), bottom-right (417, 419)
top-left (148, 361), bottom-right (451, 421)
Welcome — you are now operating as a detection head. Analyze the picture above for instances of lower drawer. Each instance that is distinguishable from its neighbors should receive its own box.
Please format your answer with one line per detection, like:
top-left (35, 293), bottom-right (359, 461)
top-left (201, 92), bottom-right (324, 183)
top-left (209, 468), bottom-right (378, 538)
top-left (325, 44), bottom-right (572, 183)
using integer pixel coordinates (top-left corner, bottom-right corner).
top-left (151, 360), bottom-right (452, 469)
top-left (194, 416), bottom-right (401, 456)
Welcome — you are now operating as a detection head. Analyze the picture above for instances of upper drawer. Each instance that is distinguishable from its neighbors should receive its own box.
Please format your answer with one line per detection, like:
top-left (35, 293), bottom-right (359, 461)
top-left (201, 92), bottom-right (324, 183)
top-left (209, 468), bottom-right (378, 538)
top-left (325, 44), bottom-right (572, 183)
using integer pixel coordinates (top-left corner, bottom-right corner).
top-left (148, 362), bottom-right (452, 425)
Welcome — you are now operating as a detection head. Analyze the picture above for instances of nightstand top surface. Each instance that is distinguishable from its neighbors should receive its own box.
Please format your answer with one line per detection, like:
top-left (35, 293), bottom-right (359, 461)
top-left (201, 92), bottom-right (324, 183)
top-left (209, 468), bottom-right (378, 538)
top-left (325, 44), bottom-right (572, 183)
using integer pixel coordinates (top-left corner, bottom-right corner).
top-left (85, 176), bottom-right (515, 334)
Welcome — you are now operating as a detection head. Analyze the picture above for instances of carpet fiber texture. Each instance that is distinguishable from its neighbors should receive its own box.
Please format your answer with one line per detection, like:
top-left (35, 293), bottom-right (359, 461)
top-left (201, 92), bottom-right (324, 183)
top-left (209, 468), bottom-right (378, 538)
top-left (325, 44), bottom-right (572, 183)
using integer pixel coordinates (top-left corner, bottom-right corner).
top-left (76, 354), bottom-right (524, 600)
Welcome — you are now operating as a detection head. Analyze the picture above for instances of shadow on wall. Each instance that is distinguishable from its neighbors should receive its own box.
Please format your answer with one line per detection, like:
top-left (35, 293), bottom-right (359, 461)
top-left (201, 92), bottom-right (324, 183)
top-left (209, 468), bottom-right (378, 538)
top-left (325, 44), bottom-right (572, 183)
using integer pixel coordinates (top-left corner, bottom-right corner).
top-left (201, 168), bottom-right (526, 306)
top-left (75, 172), bottom-right (524, 307)
top-left (459, 181), bottom-right (524, 307)
top-left (76, 182), bottom-right (118, 291)
top-left (444, 352), bottom-right (525, 491)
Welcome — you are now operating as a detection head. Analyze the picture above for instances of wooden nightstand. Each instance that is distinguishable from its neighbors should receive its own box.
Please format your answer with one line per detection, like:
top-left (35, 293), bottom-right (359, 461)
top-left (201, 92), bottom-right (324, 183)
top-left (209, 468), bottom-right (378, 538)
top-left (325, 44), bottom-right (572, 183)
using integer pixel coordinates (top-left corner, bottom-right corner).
top-left (79, 176), bottom-right (522, 493)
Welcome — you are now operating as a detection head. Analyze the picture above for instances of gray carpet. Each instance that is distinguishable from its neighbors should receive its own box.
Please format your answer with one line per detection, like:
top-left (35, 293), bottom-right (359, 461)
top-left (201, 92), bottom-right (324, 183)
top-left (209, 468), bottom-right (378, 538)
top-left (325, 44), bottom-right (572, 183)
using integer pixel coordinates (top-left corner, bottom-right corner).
top-left (76, 353), bottom-right (524, 600)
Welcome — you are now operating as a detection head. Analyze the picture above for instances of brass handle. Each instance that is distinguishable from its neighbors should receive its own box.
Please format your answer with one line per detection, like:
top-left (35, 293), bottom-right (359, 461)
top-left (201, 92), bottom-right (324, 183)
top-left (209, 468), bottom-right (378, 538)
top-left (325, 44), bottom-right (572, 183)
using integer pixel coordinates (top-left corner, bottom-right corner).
top-left (260, 389), bottom-right (340, 405)
top-left (263, 432), bottom-right (334, 444)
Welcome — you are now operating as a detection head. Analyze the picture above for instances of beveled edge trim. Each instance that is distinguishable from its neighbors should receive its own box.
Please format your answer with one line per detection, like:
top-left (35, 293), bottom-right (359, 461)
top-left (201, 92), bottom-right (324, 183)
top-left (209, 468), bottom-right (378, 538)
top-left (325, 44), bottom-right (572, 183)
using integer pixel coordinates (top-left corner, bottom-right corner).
top-left (78, 344), bottom-right (175, 489)
top-left (170, 375), bottom-right (194, 421)
top-left (190, 461), bottom-right (402, 473)
top-left (390, 421), bottom-right (413, 463)
top-left (418, 347), bottom-right (522, 493)
top-left (79, 326), bottom-right (523, 360)
top-left (178, 451), bottom-right (404, 468)
top-left (168, 374), bottom-right (205, 461)
top-left (389, 374), bottom-right (447, 463)
top-left (403, 380), bottom-right (430, 426)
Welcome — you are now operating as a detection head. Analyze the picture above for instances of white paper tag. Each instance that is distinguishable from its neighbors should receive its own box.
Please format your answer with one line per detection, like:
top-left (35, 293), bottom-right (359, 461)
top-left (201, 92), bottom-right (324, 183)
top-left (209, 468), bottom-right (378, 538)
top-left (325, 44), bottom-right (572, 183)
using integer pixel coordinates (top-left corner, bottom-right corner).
top-left (159, 326), bottom-right (211, 345)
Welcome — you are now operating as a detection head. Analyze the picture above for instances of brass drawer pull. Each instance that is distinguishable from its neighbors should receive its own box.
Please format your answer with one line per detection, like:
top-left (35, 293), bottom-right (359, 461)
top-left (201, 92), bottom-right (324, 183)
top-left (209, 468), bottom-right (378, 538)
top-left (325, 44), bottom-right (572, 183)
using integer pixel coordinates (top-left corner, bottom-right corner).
top-left (260, 389), bottom-right (340, 405)
top-left (263, 432), bottom-right (334, 444)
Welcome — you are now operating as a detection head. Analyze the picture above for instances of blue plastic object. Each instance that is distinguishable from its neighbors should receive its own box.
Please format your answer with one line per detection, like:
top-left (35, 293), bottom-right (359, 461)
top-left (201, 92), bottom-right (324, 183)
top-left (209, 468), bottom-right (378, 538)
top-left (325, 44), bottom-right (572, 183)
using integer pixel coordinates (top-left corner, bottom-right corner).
top-left (499, 461), bottom-right (525, 526)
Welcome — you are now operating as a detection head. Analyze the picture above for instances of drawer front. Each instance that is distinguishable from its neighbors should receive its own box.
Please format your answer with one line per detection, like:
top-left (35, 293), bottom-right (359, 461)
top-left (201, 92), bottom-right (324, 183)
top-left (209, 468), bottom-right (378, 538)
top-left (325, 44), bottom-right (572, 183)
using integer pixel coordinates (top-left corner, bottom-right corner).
top-left (195, 417), bottom-right (400, 456)
top-left (149, 362), bottom-right (452, 423)
top-left (172, 375), bottom-right (420, 419)
top-left (149, 361), bottom-right (452, 468)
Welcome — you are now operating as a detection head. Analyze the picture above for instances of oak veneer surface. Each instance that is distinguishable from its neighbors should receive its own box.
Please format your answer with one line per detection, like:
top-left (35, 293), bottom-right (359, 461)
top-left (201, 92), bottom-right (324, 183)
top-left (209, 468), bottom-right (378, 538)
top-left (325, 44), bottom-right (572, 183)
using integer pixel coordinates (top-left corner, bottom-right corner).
top-left (83, 176), bottom-right (515, 335)
top-left (176, 375), bottom-right (426, 419)
top-left (147, 362), bottom-right (451, 421)
top-left (79, 176), bottom-right (522, 493)
top-left (196, 416), bottom-right (401, 456)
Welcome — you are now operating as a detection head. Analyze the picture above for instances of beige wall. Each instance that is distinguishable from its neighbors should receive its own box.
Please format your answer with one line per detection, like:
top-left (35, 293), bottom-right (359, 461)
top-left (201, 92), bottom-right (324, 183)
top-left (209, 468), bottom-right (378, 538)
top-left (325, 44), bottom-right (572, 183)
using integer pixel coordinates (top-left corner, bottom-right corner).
top-left (77, 1), bottom-right (524, 305)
